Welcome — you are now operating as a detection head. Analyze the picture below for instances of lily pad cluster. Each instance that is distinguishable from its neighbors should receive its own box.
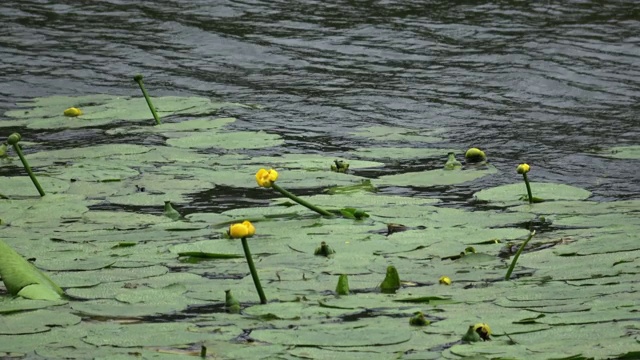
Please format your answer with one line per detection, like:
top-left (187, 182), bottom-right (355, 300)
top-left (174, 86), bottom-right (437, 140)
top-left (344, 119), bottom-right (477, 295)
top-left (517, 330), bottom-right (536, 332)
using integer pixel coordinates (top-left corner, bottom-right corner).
top-left (0, 94), bottom-right (638, 359)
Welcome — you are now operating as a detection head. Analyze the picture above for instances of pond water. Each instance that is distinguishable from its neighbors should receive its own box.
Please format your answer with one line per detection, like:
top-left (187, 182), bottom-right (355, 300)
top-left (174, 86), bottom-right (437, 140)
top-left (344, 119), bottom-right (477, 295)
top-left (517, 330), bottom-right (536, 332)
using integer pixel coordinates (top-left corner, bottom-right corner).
top-left (1, 1), bottom-right (640, 359)
top-left (1, 0), bottom-right (639, 202)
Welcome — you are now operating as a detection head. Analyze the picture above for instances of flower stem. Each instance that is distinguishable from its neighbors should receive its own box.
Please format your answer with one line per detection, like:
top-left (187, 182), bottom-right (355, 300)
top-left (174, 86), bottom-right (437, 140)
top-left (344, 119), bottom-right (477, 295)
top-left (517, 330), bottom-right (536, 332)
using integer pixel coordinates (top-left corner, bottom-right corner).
top-left (522, 173), bottom-right (533, 204)
top-left (11, 142), bottom-right (45, 197)
top-left (505, 230), bottom-right (536, 280)
top-left (133, 74), bottom-right (161, 125)
top-left (271, 183), bottom-right (334, 217)
top-left (241, 237), bottom-right (267, 304)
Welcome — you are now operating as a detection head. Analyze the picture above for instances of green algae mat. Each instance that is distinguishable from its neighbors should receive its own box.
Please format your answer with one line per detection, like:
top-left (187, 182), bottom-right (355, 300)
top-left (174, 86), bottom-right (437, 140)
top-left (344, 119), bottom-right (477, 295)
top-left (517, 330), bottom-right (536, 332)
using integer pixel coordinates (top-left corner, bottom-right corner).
top-left (0, 94), bottom-right (639, 360)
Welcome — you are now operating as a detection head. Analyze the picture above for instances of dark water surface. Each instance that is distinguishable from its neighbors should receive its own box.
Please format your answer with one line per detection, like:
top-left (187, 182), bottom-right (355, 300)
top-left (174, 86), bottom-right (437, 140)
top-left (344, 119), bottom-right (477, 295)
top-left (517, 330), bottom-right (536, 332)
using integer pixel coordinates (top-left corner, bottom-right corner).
top-left (1, 0), bottom-right (639, 202)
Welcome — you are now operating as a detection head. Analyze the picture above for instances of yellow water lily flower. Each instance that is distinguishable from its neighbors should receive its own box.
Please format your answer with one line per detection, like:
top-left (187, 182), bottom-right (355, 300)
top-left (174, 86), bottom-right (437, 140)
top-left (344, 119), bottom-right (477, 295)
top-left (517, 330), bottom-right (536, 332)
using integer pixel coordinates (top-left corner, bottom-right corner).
top-left (473, 323), bottom-right (492, 341)
top-left (516, 163), bottom-right (530, 174)
top-left (439, 276), bottom-right (451, 285)
top-left (228, 220), bottom-right (255, 239)
top-left (242, 220), bottom-right (255, 237)
top-left (63, 107), bottom-right (83, 117)
top-left (256, 168), bottom-right (278, 188)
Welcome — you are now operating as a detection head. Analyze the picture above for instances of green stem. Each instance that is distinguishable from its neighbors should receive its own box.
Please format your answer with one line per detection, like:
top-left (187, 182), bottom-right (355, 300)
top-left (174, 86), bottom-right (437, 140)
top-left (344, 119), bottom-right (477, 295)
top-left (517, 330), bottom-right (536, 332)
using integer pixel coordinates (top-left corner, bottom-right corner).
top-left (271, 183), bottom-right (334, 217)
top-left (133, 74), bottom-right (161, 125)
top-left (522, 173), bottom-right (533, 204)
top-left (12, 143), bottom-right (45, 197)
top-left (505, 230), bottom-right (536, 281)
top-left (241, 237), bottom-right (267, 304)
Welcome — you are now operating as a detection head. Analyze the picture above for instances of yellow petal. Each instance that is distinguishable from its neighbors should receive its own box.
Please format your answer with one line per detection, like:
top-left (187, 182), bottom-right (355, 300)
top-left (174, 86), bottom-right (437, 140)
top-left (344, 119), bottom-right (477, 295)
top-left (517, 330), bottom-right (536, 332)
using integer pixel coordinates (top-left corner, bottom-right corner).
top-left (63, 107), bottom-right (82, 117)
top-left (242, 220), bottom-right (255, 237)
top-left (255, 168), bottom-right (278, 188)
top-left (267, 169), bottom-right (278, 182)
top-left (439, 276), bottom-right (451, 285)
top-left (228, 223), bottom-right (249, 238)
top-left (516, 163), bottom-right (530, 174)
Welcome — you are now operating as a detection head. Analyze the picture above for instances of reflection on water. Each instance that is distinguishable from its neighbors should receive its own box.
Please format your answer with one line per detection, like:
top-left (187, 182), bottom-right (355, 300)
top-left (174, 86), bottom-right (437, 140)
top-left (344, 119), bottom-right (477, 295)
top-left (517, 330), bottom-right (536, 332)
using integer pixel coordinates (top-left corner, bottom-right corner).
top-left (0, 0), bottom-right (638, 200)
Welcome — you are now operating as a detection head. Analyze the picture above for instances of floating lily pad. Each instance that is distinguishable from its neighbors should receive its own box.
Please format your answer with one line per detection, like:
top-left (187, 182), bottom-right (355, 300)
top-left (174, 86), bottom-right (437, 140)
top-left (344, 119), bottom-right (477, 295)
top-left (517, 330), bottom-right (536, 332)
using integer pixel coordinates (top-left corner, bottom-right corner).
top-left (52, 265), bottom-right (168, 288)
top-left (166, 130), bottom-right (284, 150)
top-left (5, 95), bottom-right (251, 129)
top-left (251, 323), bottom-right (412, 347)
top-left (474, 182), bottom-right (591, 204)
top-left (247, 154), bottom-right (385, 170)
top-left (0, 297), bottom-right (67, 314)
top-left (81, 322), bottom-right (214, 347)
top-left (46, 161), bottom-right (139, 182)
top-left (106, 117), bottom-right (237, 135)
top-left (375, 165), bottom-right (498, 187)
top-left (592, 145), bottom-right (640, 159)
top-left (349, 147), bottom-right (458, 161)
top-left (0, 309), bottom-right (81, 335)
top-left (0, 176), bottom-right (70, 197)
top-left (350, 126), bottom-right (444, 143)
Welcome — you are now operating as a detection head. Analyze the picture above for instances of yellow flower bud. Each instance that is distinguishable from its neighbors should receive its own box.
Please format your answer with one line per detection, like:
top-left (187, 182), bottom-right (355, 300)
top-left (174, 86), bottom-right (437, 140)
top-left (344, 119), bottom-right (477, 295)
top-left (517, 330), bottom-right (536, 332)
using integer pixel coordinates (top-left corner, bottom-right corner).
top-left (465, 147), bottom-right (487, 163)
top-left (63, 107), bottom-right (83, 117)
top-left (242, 220), bottom-right (255, 237)
top-left (473, 323), bottom-right (492, 341)
top-left (228, 221), bottom-right (255, 239)
top-left (516, 163), bottom-right (530, 174)
top-left (228, 223), bottom-right (248, 238)
top-left (255, 168), bottom-right (278, 188)
top-left (439, 276), bottom-right (451, 285)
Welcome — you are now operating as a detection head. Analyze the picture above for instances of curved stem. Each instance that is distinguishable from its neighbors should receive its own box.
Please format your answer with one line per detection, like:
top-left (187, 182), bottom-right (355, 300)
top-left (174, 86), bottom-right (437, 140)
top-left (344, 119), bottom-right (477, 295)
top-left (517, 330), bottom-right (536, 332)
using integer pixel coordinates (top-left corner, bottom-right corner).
top-left (12, 144), bottom-right (45, 197)
top-left (505, 230), bottom-right (536, 280)
top-left (134, 75), bottom-right (161, 125)
top-left (241, 237), bottom-right (267, 304)
top-left (522, 173), bottom-right (533, 204)
top-left (271, 183), bottom-right (334, 217)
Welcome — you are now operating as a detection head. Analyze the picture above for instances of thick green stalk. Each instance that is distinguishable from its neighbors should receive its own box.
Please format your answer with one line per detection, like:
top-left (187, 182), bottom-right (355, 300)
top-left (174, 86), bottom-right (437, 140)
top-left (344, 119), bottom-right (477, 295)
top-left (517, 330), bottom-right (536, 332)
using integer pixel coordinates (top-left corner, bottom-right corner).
top-left (271, 183), bottom-right (334, 217)
top-left (8, 134), bottom-right (44, 197)
top-left (133, 74), bottom-right (161, 125)
top-left (241, 237), bottom-right (267, 304)
top-left (522, 173), bottom-right (533, 204)
top-left (505, 231), bottom-right (536, 280)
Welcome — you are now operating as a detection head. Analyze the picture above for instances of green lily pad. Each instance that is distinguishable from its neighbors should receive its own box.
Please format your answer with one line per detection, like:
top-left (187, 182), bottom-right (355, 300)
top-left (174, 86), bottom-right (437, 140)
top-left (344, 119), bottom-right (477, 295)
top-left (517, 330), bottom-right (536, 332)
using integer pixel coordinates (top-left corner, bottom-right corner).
top-left (0, 298), bottom-right (67, 314)
top-left (350, 126), bottom-right (444, 143)
top-left (81, 322), bottom-right (214, 347)
top-left (592, 145), bottom-right (640, 159)
top-left (349, 147), bottom-right (459, 161)
top-left (45, 161), bottom-right (139, 182)
top-left (0, 309), bottom-right (81, 335)
top-left (375, 165), bottom-right (498, 187)
top-left (105, 117), bottom-right (238, 136)
top-left (5, 95), bottom-right (251, 129)
top-left (474, 182), bottom-right (591, 204)
top-left (248, 154), bottom-right (385, 170)
top-left (166, 130), bottom-right (284, 150)
top-left (51, 265), bottom-right (168, 288)
top-left (27, 144), bottom-right (151, 162)
top-left (251, 323), bottom-right (412, 347)
top-left (0, 176), bottom-right (70, 197)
